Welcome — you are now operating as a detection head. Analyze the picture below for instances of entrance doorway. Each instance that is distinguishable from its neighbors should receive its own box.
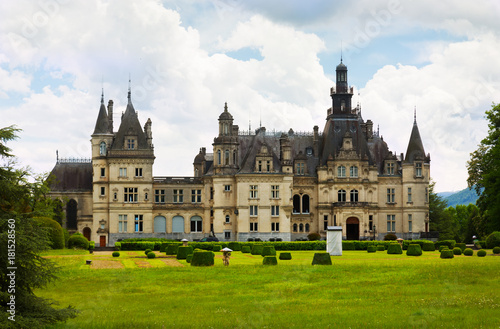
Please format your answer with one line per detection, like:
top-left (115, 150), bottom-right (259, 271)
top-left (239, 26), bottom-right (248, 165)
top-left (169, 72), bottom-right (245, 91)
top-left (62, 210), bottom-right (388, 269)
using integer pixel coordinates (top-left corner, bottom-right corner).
top-left (346, 217), bottom-right (359, 240)
top-left (99, 235), bottom-right (106, 247)
top-left (83, 227), bottom-right (91, 241)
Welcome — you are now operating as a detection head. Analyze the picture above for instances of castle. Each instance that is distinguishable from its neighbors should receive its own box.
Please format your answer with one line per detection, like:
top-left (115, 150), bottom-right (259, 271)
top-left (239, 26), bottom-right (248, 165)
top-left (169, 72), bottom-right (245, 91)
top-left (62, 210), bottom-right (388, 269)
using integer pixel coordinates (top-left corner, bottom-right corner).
top-left (49, 61), bottom-right (431, 246)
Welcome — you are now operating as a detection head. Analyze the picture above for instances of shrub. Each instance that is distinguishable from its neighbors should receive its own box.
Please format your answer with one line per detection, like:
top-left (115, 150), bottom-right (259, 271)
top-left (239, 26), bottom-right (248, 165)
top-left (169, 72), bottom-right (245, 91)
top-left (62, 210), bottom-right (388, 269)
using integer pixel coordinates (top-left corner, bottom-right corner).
top-left (177, 246), bottom-right (194, 260)
top-left (68, 233), bottom-right (89, 250)
top-left (493, 246), bottom-right (500, 254)
top-left (367, 246), bottom-right (377, 253)
top-left (112, 251), bottom-right (120, 257)
top-left (261, 246), bottom-right (276, 257)
top-left (228, 242), bottom-right (241, 251)
top-left (406, 244), bottom-right (422, 256)
top-left (166, 244), bottom-right (179, 255)
top-left (114, 242), bottom-right (121, 250)
top-left (251, 244), bottom-right (264, 255)
top-left (145, 248), bottom-right (152, 255)
top-left (486, 231), bottom-right (500, 249)
top-left (342, 241), bottom-right (355, 250)
top-left (34, 217), bottom-right (65, 249)
top-left (455, 243), bottom-right (466, 252)
top-left (376, 245), bottom-right (385, 251)
top-left (452, 247), bottom-right (462, 255)
top-left (279, 252), bottom-right (292, 260)
top-left (263, 256), bottom-right (278, 265)
top-left (422, 242), bottom-right (435, 251)
top-left (463, 248), bottom-right (474, 256)
top-left (191, 251), bottom-right (215, 266)
top-left (160, 242), bottom-right (170, 252)
top-left (147, 251), bottom-right (156, 259)
top-left (435, 240), bottom-right (456, 250)
top-left (89, 241), bottom-right (95, 251)
top-left (439, 245), bottom-right (449, 252)
top-left (477, 249), bottom-right (487, 257)
top-left (212, 245), bottom-right (222, 252)
top-left (384, 233), bottom-right (397, 241)
top-left (312, 253), bottom-right (332, 265)
top-left (307, 232), bottom-right (321, 241)
top-left (186, 254), bottom-right (193, 263)
top-left (478, 240), bottom-right (486, 249)
top-left (440, 249), bottom-right (454, 259)
top-left (241, 245), bottom-right (251, 253)
top-left (387, 243), bottom-right (402, 255)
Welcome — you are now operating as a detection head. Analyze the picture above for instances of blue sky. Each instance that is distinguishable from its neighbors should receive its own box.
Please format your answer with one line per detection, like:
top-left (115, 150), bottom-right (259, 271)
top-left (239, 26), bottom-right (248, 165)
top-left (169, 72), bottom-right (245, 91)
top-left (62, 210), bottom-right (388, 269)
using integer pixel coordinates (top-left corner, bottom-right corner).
top-left (1, 0), bottom-right (500, 192)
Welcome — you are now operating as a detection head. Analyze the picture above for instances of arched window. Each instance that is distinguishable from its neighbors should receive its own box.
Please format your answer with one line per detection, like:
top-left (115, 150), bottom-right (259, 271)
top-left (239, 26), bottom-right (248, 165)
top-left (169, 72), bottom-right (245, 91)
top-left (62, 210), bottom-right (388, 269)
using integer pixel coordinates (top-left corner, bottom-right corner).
top-left (225, 215), bottom-right (230, 223)
top-left (293, 195), bottom-right (301, 213)
top-left (154, 216), bottom-right (166, 233)
top-left (233, 151), bottom-right (237, 166)
top-left (299, 223), bottom-right (304, 232)
top-left (337, 166), bottom-right (346, 177)
top-left (225, 150), bottom-right (230, 165)
top-left (223, 123), bottom-right (228, 135)
top-left (66, 199), bottom-right (77, 229)
top-left (100, 141), bottom-right (106, 156)
top-left (338, 190), bottom-right (346, 202)
top-left (172, 216), bottom-right (184, 233)
top-left (350, 189), bottom-right (359, 202)
top-left (305, 223), bottom-right (310, 232)
top-left (302, 195), bottom-right (310, 213)
top-left (293, 223), bottom-right (298, 232)
top-left (217, 150), bottom-right (221, 165)
top-left (350, 166), bottom-right (358, 177)
top-left (190, 216), bottom-right (202, 232)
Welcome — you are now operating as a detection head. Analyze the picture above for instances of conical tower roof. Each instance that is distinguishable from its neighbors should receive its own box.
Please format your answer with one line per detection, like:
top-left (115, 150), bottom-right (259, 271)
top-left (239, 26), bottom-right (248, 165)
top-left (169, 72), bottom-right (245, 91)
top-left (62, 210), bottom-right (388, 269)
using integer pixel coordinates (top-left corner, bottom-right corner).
top-left (93, 91), bottom-right (110, 135)
top-left (404, 113), bottom-right (426, 163)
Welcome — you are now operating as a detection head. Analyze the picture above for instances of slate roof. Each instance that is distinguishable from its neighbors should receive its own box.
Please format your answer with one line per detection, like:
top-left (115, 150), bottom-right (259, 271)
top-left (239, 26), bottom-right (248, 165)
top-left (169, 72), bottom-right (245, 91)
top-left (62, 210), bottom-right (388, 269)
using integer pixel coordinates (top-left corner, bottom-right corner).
top-left (405, 119), bottom-right (427, 163)
top-left (48, 162), bottom-right (92, 192)
top-left (111, 94), bottom-right (149, 150)
top-left (93, 95), bottom-right (110, 135)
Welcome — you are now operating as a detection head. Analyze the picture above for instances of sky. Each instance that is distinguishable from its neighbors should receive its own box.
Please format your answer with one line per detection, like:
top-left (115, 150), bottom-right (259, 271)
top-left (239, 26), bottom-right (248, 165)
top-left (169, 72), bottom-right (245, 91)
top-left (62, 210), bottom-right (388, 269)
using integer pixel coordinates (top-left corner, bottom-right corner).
top-left (1, 0), bottom-right (500, 193)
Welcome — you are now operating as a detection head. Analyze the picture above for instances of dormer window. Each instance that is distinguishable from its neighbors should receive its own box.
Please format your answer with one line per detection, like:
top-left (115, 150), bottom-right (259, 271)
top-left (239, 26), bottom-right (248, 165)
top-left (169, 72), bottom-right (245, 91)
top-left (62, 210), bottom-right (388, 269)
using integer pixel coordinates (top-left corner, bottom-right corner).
top-left (126, 137), bottom-right (136, 150)
top-left (99, 142), bottom-right (106, 155)
top-left (386, 162), bottom-right (395, 175)
top-left (296, 163), bottom-right (305, 175)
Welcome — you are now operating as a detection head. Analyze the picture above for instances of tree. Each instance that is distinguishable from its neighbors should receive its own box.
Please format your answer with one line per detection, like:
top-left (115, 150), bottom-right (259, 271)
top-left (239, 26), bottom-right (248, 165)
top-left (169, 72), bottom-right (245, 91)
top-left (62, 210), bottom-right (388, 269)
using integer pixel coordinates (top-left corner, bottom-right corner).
top-left (428, 180), bottom-right (454, 240)
top-left (467, 103), bottom-right (500, 233)
top-left (0, 126), bottom-right (78, 327)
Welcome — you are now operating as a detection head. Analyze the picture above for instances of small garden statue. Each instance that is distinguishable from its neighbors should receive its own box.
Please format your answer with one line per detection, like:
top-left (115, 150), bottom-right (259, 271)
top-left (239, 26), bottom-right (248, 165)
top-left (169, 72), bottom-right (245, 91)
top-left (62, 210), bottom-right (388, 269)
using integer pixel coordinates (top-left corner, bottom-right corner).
top-left (221, 247), bottom-right (232, 266)
top-left (181, 238), bottom-right (188, 247)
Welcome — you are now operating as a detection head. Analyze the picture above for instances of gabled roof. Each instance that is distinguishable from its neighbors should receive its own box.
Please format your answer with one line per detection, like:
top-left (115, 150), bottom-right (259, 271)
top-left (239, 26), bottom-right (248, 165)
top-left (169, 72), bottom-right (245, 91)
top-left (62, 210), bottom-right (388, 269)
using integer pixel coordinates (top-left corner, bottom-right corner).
top-left (111, 92), bottom-right (149, 150)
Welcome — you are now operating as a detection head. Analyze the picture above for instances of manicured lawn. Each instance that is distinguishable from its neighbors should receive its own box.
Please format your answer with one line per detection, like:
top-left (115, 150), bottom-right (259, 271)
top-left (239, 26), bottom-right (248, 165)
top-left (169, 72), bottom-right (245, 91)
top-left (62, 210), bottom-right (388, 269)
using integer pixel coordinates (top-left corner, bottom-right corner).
top-left (38, 249), bottom-right (500, 328)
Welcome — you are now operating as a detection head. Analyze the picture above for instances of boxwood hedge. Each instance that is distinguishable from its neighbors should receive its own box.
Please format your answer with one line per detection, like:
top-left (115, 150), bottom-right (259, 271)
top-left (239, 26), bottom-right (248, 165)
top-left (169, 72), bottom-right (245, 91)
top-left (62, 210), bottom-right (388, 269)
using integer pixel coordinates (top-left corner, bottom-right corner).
top-left (261, 246), bottom-right (276, 257)
top-left (191, 251), bottom-right (215, 266)
top-left (477, 249), bottom-right (487, 257)
top-left (406, 244), bottom-right (422, 256)
top-left (263, 256), bottom-right (278, 265)
top-left (367, 246), bottom-right (377, 253)
top-left (387, 243), bottom-right (403, 254)
top-left (453, 247), bottom-right (462, 255)
top-left (312, 253), bottom-right (332, 265)
top-left (463, 248), bottom-right (474, 256)
top-left (177, 246), bottom-right (194, 260)
top-left (279, 252), bottom-right (292, 260)
top-left (241, 245), bottom-right (251, 253)
top-left (251, 244), bottom-right (264, 255)
top-left (440, 249), bottom-right (454, 259)
top-left (68, 233), bottom-right (89, 250)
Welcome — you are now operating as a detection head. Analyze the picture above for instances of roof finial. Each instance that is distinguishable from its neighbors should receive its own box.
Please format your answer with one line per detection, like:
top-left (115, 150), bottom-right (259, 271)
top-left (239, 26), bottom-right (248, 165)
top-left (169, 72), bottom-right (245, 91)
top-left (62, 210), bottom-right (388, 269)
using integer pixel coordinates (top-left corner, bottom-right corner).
top-left (224, 102), bottom-right (228, 112)
top-left (414, 106), bottom-right (417, 124)
top-left (101, 88), bottom-right (104, 104)
top-left (340, 40), bottom-right (343, 63)
top-left (128, 74), bottom-right (132, 104)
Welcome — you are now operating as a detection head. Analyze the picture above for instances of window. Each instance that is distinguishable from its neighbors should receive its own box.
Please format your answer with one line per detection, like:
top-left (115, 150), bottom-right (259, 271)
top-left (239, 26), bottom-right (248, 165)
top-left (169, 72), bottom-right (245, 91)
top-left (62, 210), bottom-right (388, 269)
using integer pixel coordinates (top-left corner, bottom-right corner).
top-left (191, 189), bottom-right (201, 203)
top-left (387, 215), bottom-right (395, 232)
top-left (225, 150), bottom-right (230, 165)
top-left (124, 187), bottom-right (138, 203)
top-left (100, 168), bottom-right (105, 177)
top-left (387, 162), bottom-right (394, 175)
top-left (250, 185), bottom-right (258, 199)
top-left (293, 195), bottom-right (300, 213)
top-left (387, 188), bottom-right (395, 203)
top-left (302, 195), bottom-right (310, 213)
top-left (415, 163), bottom-right (422, 177)
top-left (127, 138), bottom-right (136, 150)
top-left (350, 189), bottom-right (358, 202)
top-left (250, 205), bottom-right (258, 217)
top-left (100, 142), bottom-right (106, 155)
top-left (172, 216), bottom-right (184, 233)
top-left (154, 189), bottom-right (165, 203)
top-left (118, 215), bottom-right (127, 233)
top-left (296, 163), bottom-right (305, 175)
top-left (258, 161), bottom-right (262, 172)
top-left (190, 216), bottom-right (202, 232)
top-left (210, 187), bottom-right (214, 199)
top-left (324, 215), bottom-right (328, 231)
top-left (271, 205), bottom-right (279, 217)
top-left (299, 223), bottom-right (304, 232)
top-left (100, 187), bottom-right (105, 196)
top-left (407, 187), bottom-right (412, 203)
top-left (250, 222), bottom-right (258, 232)
top-left (224, 231), bottom-right (231, 239)
top-left (305, 223), bottom-right (310, 232)
top-left (293, 223), bottom-right (298, 232)
top-left (135, 214), bottom-right (143, 232)
top-left (271, 185), bottom-right (279, 199)
top-left (217, 150), bottom-right (221, 165)
top-left (119, 168), bottom-right (127, 177)
top-left (425, 187), bottom-right (429, 202)
top-left (224, 185), bottom-right (231, 192)
top-left (173, 189), bottom-right (183, 203)
top-left (135, 168), bottom-right (143, 177)
top-left (369, 215), bottom-right (373, 231)
top-left (113, 192), bottom-right (117, 200)
top-left (225, 215), bottom-right (230, 223)
top-left (266, 161), bottom-right (271, 172)
top-left (233, 151), bottom-right (237, 165)
top-left (408, 214), bottom-right (413, 233)
top-left (338, 189), bottom-right (346, 202)
top-left (271, 222), bottom-right (280, 232)
top-left (350, 166), bottom-right (358, 177)
top-left (337, 165), bottom-right (346, 177)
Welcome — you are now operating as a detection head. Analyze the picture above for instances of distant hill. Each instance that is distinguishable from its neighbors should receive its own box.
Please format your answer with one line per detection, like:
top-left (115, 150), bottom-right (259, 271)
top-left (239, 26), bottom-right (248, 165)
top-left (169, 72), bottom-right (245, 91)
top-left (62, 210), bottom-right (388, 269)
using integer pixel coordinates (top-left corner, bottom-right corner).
top-left (438, 187), bottom-right (481, 208)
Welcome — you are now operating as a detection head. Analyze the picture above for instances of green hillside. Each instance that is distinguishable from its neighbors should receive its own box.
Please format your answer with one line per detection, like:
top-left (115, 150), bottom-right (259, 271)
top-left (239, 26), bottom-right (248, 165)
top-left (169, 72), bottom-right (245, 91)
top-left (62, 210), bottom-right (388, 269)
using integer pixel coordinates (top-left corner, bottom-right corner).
top-left (441, 187), bottom-right (481, 208)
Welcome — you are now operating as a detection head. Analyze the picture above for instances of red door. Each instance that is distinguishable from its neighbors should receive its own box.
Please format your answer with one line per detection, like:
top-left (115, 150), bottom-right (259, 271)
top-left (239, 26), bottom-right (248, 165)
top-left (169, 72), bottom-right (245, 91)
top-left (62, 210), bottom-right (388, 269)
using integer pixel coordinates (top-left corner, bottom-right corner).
top-left (99, 236), bottom-right (106, 247)
top-left (83, 227), bottom-right (91, 241)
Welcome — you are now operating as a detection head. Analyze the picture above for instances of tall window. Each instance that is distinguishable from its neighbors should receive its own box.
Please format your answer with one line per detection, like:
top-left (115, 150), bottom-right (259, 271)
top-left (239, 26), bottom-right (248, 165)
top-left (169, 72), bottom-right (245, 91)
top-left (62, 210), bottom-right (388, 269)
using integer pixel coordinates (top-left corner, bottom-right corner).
top-left (250, 205), bottom-right (258, 217)
top-left (266, 161), bottom-right (271, 172)
top-left (415, 163), bottom-right (422, 177)
top-left (337, 165), bottom-right (346, 177)
top-left (350, 189), bottom-right (359, 202)
top-left (258, 161), bottom-right (262, 172)
top-left (299, 223), bottom-right (304, 232)
top-left (217, 150), bottom-right (221, 165)
top-left (387, 163), bottom-right (394, 175)
top-left (173, 189), bottom-right (183, 203)
top-left (100, 142), bottom-right (106, 155)
top-left (271, 222), bottom-right (280, 232)
top-left (293, 195), bottom-right (301, 213)
top-left (225, 150), bottom-right (230, 165)
top-left (338, 189), bottom-right (346, 202)
top-left (387, 188), bottom-right (395, 203)
top-left (135, 168), bottom-right (143, 177)
top-left (407, 187), bottom-right (412, 203)
top-left (135, 214), bottom-right (143, 232)
top-left (302, 195), bottom-right (310, 213)
top-left (271, 205), bottom-right (279, 217)
top-left (191, 189), bottom-right (201, 203)
top-left (305, 223), bottom-right (310, 232)
top-left (250, 185), bottom-right (258, 199)
top-left (296, 163), bottom-right (305, 175)
top-left (369, 215), bottom-right (373, 231)
top-left (100, 168), bottom-right (105, 177)
top-left (293, 223), bottom-right (298, 232)
top-left (124, 187), bottom-right (138, 203)
top-left (154, 189), bottom-right (165, 203)
top-left (350, 166), bottom-right (358, 177)
top-left (387, 215), bottom-right (395, 233)
top-left (425, 187), bottom-right (429, 202)
top-left (324, 215), bottom-right (328, 231)
top-left (250, 222), bottom-right (258, 232)
top-left (408, 214), bottom-right (413, 233)
top-left (190, 216), bottom-right (202, 232)
top-left (233, 151), bottom-right (237, 166)
top-left (119, 168), bottom-right (127, 177)
top-left (271, 185), bottom-right (279, 199)
top-left (100, 187), bottom-right (105, 196)
top-left (225, 215), bottom-right (230, 223)
top-left (118, 215), bottom-right (127, 233)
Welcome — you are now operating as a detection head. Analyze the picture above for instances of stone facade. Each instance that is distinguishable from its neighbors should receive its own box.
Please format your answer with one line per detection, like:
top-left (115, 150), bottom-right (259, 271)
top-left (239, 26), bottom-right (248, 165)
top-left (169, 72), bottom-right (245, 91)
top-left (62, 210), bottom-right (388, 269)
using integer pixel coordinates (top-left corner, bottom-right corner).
top-left (49, 62), bottom-right (430, 246)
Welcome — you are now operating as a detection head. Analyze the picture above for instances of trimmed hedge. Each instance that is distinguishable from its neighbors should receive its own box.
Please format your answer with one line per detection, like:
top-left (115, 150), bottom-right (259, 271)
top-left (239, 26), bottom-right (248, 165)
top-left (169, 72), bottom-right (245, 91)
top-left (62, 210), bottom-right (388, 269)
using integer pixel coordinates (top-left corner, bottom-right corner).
top-left (112, 251), bottom-right (120, 257)
top-left (435, 240), bottom-right (456, 250)
top-left (452, 247), bottom-right (462, 255)
top-left (177, 246), bottom-right (194, 260)
top-left (186, 254), bottom-right (193, 263)
top-left (463, 248), bottom-right (474, 256)
top-left (439, 245), bottom-right (449, 252)
top-left (312, 253), bottom-right (332, 265)
top-left (263, 256), bottom-right (278, 265)
top-left (342, 241), bottom-right (355, 250)
top-left (406, 244), bottom-right (422, 256)
top-left (384, 233), bottom-right (397, 241)
top-left (144, 249), bottom-right (152, 255)
top-left (279, 252), bottom-right (292, 260)
top-left (486, 231), bottom-right (500, 249)
top-left (191, 251), bottom-right (215, 266)
top-left (261, 246), bottom-right (276, 257)
top-left (477, 249), bottom-right (487, 257)
top-left (241, 245), bottom-right (251, 253)
top-left (367, 246), bottom-right (377, 253)
top-left (34, 217), bottom-right (65, 249)
top-left (440, 249), bottom-right (454, 259)
top-left (228, 242), bottom-right (241, 251)
top-left (387, 243), bottom-right (403, 255)
top-left (68, 233), bottom-right (89, 250)
top-left (377, 245), bottom-right (385, 251)
top-left (212, 245), bottom-right (222, 252)
top-left (166, 244), bottom-right (179, 255)
top-left (422, 242), bottom-right (435, 251)
top-left (147, 251), bottom-right (156, 259)
top-left (493, 246), bottom-right (500, 254)
top-left (114, 242), bottom-right (121, 250)
top-left (455, 243), bottom-right (466, 252)
top-left (251, 244), bottom-right (264, 255)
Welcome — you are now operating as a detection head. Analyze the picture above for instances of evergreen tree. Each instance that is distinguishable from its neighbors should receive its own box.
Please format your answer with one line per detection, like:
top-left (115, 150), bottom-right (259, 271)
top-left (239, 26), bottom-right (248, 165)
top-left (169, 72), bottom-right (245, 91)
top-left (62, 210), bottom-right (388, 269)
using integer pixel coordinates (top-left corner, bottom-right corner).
top-left (429, 181), bottom-right (454, 240)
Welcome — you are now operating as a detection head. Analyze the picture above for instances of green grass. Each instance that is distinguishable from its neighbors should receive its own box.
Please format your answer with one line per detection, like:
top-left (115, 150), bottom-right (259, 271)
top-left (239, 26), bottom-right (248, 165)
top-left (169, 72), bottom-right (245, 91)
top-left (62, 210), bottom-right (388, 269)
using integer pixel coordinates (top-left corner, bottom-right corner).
top-left (38, 250), bottom-right (500, 328)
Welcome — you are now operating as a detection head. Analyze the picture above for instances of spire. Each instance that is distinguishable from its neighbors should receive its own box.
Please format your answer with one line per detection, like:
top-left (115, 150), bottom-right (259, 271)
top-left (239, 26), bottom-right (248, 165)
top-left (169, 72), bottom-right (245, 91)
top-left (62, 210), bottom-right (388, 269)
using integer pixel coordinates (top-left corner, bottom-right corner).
top-left (405, 112), bottom-right (426, 163)
top-left (414, 106), bottom-right (417, 124)
top-left (93, 92), bottom-right (111, 135)
top-left (101, 88), bottom-right (104, 104)
top-left (127, 76), bottom-right (132, 105)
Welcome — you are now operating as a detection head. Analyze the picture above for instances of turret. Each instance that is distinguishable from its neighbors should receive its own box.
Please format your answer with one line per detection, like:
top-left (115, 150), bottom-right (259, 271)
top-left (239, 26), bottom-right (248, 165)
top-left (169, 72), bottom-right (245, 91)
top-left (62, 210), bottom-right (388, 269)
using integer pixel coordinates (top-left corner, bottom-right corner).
top-left (329, 59), bottom-right (354, 117)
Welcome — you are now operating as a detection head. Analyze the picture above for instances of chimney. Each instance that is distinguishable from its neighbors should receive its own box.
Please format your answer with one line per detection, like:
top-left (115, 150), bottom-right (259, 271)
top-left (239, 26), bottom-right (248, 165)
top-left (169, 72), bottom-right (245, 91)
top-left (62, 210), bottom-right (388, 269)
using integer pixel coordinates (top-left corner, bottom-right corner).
top-left (107, 100), bottom-right (114, 133)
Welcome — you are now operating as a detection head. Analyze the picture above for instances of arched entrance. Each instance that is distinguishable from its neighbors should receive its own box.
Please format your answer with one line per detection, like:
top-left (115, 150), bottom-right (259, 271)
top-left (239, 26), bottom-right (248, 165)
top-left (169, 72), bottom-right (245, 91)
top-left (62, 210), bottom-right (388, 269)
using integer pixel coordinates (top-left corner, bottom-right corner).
top-left (346, 217), bottom-right (359, 240)
top-left (83, 227), bottom-right (91, 241)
